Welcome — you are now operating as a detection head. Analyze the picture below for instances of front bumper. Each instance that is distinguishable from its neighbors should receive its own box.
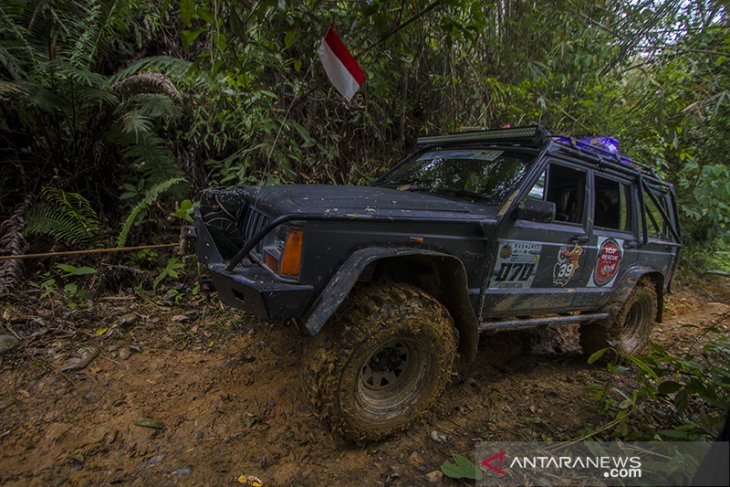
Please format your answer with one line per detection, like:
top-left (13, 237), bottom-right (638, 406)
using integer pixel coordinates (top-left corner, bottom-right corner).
top-left (207, 263), bottom-right (313, 319)
top-left (193, 218), bottom-right (313, 319)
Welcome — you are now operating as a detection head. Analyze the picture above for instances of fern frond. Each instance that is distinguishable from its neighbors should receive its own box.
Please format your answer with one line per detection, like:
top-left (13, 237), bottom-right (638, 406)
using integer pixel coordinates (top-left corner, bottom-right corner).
top-left (125, 93), bottom-right (182, 120)
top-left (76, 85), bottom-right (118, 107)
top-left (0, 80), bottom-right (27, 97)
top-left (109, 56), bottom-right (193, 83)
top-left (0, 201), bottom-right (29, 298)
top-left (41, 187), bottom-right (100, 235)
top-left (112, 72), bottom-right (182, 104)
top-left (23, 207), bottom-right (92, 246)
top-left (110, 129), bottom-right (181, 180)
top-left (0, 6), bottom-right (39, 79)
top-left (118, 109), bottom-right (154, 138)
top-left (69, 0), bottom-right (102, 68)
top-left (23, 188), bottom-right (100, 246)
top-left (0, 45), bottom-right (23, 81)
top-left (89, 0), bottom-right (123, 68)
top-left (116, 177), bottom-right (186, 247)
top-left (27, 85), bottom-right (70, 113)
top-left (58, 64), bottom-right (108, 88)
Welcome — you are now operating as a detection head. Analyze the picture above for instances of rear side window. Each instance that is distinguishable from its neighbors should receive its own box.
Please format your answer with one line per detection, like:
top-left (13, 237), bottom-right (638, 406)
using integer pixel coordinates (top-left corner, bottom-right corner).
top-left (644, 188), bottom-right (671, 240)
top-left (594, 176), bottom-right (633, 233)
top-left (643, 187), bottom-right (677, 242)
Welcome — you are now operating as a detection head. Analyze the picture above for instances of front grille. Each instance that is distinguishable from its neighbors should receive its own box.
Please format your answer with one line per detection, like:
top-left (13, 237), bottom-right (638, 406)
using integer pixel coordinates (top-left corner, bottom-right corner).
top-left (237, 206), bottom-right (270, 254)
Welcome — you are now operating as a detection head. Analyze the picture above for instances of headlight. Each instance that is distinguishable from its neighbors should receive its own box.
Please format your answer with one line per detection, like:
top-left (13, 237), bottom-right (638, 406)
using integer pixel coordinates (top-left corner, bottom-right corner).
top-left (261, 225), bottom-right (304, 278)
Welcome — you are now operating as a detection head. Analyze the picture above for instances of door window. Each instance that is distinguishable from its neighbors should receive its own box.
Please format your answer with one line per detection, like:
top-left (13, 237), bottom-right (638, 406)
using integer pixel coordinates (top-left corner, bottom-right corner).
top-left (522, 164), bottom-right (586, 224)
top-left (545, 165), bottom-right (586, 224)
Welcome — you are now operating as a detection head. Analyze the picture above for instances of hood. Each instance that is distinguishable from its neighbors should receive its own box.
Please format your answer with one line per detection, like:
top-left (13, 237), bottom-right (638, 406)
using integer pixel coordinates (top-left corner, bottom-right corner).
top-left (238, 185), bottom-right (497, 219)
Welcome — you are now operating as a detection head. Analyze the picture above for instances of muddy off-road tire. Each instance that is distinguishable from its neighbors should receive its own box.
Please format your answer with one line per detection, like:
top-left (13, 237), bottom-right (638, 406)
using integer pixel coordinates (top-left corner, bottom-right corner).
top-left (580, 280), bottom-right (657, 357)
top-left (302, 282), bottom-right (458, 443)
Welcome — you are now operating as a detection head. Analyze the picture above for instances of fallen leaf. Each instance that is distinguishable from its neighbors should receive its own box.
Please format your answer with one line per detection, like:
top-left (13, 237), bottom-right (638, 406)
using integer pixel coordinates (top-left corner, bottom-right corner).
top-left (236, 474), bottom-right (264, 486)
top-left (134, 418), bottom-right (163, 430)
top-left (95, 327), bottom-right (109, 336)
top-left (62, 347), bottom-right (98, 372)
top-left (440, 454), bottom-right (484, 480)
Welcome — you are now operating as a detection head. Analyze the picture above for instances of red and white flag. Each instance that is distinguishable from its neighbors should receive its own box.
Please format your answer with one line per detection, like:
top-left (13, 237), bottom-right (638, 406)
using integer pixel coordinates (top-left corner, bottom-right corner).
top-left (317, 25), bottom-right (365, 101)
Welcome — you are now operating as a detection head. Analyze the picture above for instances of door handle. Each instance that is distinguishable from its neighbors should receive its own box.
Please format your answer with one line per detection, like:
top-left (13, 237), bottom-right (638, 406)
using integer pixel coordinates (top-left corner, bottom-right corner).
top-left (625, 240), bottom-right (640, 248)
top-left (571, 235), bottom-right (590, 244)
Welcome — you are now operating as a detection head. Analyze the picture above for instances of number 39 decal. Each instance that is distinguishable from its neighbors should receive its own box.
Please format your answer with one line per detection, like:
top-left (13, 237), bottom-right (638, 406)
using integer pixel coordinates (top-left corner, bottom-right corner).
top-left (553, 244), bottom-right (583, 287)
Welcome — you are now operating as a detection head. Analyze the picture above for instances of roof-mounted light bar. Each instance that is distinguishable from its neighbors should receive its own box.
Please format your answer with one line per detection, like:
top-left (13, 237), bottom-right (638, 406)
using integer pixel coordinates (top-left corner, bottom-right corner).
top-left (417, 125), bottom-right (548, 147)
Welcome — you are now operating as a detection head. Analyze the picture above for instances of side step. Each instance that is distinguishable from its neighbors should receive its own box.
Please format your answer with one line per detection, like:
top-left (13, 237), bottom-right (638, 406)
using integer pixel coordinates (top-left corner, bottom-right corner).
top-left (479, 312), bottom-right (609, 332)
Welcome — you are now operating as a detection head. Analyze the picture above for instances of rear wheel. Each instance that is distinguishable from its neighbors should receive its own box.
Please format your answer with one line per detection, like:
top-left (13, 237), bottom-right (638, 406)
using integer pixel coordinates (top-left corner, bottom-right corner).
top-left (302, 282), bottom-right (457, 442)
top-left (580, 280), bottom-right (657, 357)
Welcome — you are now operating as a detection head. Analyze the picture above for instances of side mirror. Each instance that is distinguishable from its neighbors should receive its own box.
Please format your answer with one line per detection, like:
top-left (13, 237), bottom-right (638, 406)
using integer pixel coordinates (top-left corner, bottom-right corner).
top-left (513, 199), bottom-right (555, 223)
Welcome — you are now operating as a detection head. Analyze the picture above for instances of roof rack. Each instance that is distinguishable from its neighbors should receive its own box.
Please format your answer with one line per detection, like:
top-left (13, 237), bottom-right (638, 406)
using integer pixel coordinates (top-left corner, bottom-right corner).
top-left (550, 136), bottom-right (658, 178)
top-left (416, 124), bottom-right (661, 180)
top-left (417, 125), bottom-right (549, 148)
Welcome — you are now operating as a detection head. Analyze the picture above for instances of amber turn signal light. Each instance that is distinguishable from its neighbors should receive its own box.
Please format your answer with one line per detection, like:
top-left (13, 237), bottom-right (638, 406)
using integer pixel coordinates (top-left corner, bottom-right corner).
top-left (280, 228), bottom-right (304, 277)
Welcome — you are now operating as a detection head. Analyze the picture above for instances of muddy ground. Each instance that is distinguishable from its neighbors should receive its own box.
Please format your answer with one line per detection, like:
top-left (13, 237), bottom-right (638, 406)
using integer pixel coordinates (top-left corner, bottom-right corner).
top-left (1, 278), bottom-right (728, 487)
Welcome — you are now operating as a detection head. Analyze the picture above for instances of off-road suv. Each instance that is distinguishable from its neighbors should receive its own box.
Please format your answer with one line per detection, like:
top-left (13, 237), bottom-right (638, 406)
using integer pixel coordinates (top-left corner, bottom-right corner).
top-left (192, 125), bottom-right (681, 442)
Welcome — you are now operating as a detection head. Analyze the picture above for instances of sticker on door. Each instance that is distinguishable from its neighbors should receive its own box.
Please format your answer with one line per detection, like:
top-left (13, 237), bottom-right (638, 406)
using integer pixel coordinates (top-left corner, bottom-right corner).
top-left (588, 236), bottom-right (624, 287)
top-left (489, 241), bottom-right (542, 289)
top-left (553, 244), bottom-right (583, 287)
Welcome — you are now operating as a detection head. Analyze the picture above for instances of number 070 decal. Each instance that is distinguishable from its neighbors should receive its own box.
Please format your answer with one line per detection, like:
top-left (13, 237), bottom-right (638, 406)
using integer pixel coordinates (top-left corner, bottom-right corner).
top-left (488, 241), bottom-right (542, 289)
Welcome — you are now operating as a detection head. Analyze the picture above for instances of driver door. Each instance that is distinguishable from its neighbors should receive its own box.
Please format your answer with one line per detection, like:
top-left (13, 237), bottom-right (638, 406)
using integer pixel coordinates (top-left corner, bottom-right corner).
top-left (482, 160), bottom-right (590, 318)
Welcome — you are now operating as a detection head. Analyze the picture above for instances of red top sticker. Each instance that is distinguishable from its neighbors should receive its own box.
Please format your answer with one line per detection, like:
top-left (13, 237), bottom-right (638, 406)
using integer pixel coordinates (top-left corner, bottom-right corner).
top-left (593, 238), bottom-right (622, 287)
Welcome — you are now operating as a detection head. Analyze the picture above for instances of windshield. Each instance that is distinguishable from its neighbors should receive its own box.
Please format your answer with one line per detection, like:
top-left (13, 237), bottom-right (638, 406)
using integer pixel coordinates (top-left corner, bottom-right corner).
top-left (377, 149), bottom-right (532, 203)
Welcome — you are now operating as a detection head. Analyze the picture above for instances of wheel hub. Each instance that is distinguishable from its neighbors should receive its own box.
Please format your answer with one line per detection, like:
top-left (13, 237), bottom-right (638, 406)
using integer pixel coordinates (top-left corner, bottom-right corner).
top-left (361, 341), bottom-right (411, 391)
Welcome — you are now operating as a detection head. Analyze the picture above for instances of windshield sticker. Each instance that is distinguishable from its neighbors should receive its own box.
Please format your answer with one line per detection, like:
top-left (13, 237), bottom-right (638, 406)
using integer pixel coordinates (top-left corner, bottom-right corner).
top-left (553, 244), bottom-right (584, 287)
top-left (489, 241), bottom-right (542, 289)
top-left (589, 237), bottom-right (624, 287)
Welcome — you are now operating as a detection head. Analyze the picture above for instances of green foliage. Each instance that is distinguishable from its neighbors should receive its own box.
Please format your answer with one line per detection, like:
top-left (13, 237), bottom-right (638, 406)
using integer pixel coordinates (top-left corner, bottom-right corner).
top-left (684, 246), bottom-right (730, 276)
top-left (38, 262), bottom-right (96, 305)
top-left (116, 177), bottom-right (186, 247)
top-left (589, 330), bottom-right (730, 440)
top-left (440, 453), bottom-right (484, 481)
top-left (1, 0), bottom-right (189, 235)
top-left (24, 188), bottom-right (100, 247)
top-left (55, 263), bottom-right (97, 277)
top-left (153, 257), bottom-right (184, 289)
top-left (2, 0), bottom-right (728, 254)
top-left (167, 0), bottom-right (728, 249)
top-left (173, 199), bottom-right (197, 223)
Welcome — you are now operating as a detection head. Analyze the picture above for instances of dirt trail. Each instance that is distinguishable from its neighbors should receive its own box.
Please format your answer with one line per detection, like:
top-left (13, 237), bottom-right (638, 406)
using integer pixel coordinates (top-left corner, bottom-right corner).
top-left (1, 278), bottom-right (728, 487)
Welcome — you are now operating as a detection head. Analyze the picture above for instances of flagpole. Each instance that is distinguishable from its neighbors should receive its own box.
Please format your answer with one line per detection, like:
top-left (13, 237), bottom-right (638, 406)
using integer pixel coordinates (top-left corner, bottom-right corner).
top-left (254, 61), bottom-right (316, 201)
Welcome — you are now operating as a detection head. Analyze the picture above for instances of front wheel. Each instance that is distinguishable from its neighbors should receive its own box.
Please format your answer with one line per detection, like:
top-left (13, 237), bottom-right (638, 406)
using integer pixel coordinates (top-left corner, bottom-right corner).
top-left (580, 280), bottom-right (657, 357)
top-left (302, 282), bottom-right (457, 442)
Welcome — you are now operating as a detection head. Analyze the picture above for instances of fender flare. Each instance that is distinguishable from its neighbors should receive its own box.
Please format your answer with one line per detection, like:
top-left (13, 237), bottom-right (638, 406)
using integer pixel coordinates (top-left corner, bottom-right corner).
top-left (303, 247), bottom-right (479, 373)
top-left (606, 265), bottom-right (665, 322)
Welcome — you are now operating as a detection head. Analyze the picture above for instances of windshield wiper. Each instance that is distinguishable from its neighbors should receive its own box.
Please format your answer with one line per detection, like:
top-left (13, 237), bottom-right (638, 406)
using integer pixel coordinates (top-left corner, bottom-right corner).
top-left (426, 187), bottom-right (490, 201)
top-left (386, 178), bottom-right (432, 186)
